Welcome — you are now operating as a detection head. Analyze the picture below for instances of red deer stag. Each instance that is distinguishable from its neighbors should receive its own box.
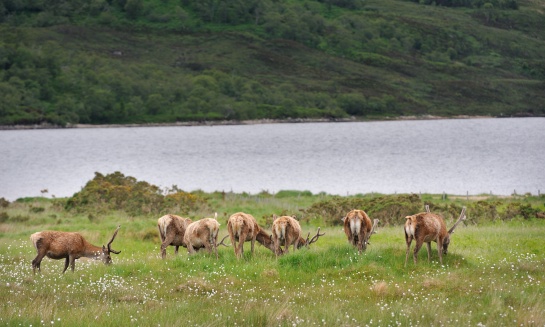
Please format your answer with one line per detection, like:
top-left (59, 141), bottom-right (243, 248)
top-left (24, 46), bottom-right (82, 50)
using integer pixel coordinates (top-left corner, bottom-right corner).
top-left (404, 207), bottom-right (466, 266)
top-left (271, 215), bottom-right (324, 256)
top-left (157, 214), bottom-right (192, 259)
top-left (183, 213), bottom-right (229, 259)
top-left (227, 212), bottom-right (276, 258)
top-left (30, 225), bottom-right (121, 274)
top-left (342, 209), bottom-right (379, 254)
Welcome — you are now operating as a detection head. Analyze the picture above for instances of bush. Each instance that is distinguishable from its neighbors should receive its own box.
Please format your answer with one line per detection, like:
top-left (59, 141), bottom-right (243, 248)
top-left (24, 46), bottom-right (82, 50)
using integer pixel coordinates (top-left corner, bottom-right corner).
top-left (304, 194), bottom-right (423, 226)
top-left (65, 171), bottom-right (209, 216)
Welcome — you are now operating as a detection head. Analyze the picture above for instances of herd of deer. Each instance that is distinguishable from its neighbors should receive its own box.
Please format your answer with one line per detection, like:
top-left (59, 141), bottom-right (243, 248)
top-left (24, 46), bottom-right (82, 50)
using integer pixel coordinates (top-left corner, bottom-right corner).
top-left (29, 206), bottom-right (466, 273)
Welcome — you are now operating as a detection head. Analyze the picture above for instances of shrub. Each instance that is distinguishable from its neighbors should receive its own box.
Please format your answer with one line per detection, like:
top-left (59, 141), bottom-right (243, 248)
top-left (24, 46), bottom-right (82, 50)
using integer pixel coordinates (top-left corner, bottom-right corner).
top-left (0, 198), bottom-right (9, 208)
top-left (65, 171), bottom-right (209, 216)
top-left (304, 193), bottom-right (423, 226)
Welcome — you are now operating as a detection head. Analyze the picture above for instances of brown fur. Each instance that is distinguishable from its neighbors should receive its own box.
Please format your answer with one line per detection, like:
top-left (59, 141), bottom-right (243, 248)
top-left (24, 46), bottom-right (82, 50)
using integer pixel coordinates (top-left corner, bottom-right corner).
top-left (271, 215), bottom-right (324, 256)
top-left (157, 214), bottom-right (192, 259)
top-left (183, 214), bottom-right (221, 259)
top-left (404, 207), bottom-right (465, 266)
top-left (30, 226), bottom-right (120, 274)
top-left (227, 212), bottom-right (258, 259)
top-left (342, 209), bottom-right (373, 253)
top-left (255, 227), bottom-right (276, 253)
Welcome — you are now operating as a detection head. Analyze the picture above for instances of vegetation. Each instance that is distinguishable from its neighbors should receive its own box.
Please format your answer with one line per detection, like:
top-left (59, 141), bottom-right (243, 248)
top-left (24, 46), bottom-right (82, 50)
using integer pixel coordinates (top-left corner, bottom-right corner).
top-left (1, 173), bottom-right (545, 325)
top-left (1, 0), bottom-right (544, 127)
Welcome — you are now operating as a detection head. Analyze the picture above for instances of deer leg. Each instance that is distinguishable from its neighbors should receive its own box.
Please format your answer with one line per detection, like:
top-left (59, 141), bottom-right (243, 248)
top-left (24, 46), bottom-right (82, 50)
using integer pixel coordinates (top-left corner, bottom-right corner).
top-left (250, 236), bottom-right (256, 255)
top-left (404, 233), bottom-right (413, 267)
top-left (238, 231), bottom-right (247, 259)
top-left (426, 242), bottom-right (432, 263)
top-left (437, 239), bottom-right (443, 265)
top-left (361, 230), bottom-right (368, 252)
top-left (284, 235), bottom-right (291, 254)
top-left (70, 255), bottom-right (77, 272)
top-left (360, 227), bottom-right (367, 253)
top-left (175, 246), bottom-right (179, 255)
top-left (187, 243), bottom-right (195, 255)
top-left (413, 241), bottom-right (423, 265)
top-left (229, 231), bottom-right (238, 258)
top-left (62, 257), bottom-right (70, 273)
top-left (160, 234), bottom-right (175, 259)
top-left (273, 237), bottom-right (281, 257)
top-left (32, 252), bottom-right (46, 274)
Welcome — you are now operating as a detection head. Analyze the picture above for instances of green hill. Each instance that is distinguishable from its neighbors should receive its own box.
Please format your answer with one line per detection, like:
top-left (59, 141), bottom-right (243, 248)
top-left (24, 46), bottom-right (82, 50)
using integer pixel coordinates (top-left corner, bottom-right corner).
top-left (1, 0), bottom-right (544, 126)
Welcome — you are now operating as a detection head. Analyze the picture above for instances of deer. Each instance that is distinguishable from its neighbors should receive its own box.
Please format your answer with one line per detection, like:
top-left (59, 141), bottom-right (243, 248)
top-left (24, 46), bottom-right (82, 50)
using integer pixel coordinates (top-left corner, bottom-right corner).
top-left (183, 213), bottom-right (229, 259)
top-left (341, 209), bottom-right (379, 254)
top-left (271, 215), bottom-right (325, 256)
top-left (227, 212), bottom-right (259, 259)
top-left (404, 207), bottom-right (466, 266)
top-left (157, 214), bottom-right (192, 259)
top-left (227, 212), bottom-right (277, 258)
top-left (30, 225), bottom-right (121, 274)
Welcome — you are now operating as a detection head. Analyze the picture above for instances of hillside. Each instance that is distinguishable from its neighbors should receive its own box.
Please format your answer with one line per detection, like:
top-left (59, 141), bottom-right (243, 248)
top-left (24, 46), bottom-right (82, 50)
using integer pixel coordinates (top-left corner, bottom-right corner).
top-left (0, 0), bottom-right (544, 126)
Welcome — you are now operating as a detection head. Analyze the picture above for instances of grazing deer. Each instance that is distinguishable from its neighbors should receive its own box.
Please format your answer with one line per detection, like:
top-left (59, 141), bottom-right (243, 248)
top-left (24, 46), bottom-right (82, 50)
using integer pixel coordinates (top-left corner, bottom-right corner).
top-left (30, 225), bottom-right (121, 274)
top-left (228, 212), bottom-right (277, 258)
top-left (342, 209), bottom-right (379, 254)
top-left (157, 214), bottom-right (192, 259)
top-left (183, 213), bottom-right (229, 259)
top-left (227, 212), bottom-right (258, 259)
top-left (404, 207), bottom-right (466, 266)
top-left (271, 215), bottom-right (324, 256)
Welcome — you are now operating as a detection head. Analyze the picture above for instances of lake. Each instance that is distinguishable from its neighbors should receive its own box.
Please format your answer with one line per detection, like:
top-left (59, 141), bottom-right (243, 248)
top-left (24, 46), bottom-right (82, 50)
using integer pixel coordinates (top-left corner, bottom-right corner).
top-left (0, 118), bottom-right (543, 201)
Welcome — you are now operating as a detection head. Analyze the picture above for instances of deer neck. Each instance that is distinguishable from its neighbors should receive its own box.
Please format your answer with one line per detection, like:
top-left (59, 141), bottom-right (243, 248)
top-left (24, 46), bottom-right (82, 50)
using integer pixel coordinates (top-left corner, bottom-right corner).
top-left (83, 242), bottom-right (104, 260)
top-left (255, 228), bottom-right (275, 251)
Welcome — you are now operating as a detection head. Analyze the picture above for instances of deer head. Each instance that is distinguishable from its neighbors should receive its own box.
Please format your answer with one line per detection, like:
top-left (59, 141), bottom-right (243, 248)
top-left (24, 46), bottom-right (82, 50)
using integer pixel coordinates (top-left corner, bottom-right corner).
top-left (303, 227), bottom-right (325, 248)
top-left (101, 225), bottom-right (121, 264)
top-left (442, 207), bottom-right (466, 254)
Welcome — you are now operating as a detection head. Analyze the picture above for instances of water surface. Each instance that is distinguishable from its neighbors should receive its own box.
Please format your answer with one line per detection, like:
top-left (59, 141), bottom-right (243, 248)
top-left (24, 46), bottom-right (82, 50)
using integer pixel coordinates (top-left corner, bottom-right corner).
top-left (1, 118), bottom-right (543, 200)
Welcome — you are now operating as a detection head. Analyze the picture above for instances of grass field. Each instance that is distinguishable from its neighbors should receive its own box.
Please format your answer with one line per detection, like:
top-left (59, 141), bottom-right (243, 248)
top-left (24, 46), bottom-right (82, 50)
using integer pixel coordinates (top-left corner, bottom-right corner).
top-left (1, 201), bottom-right (544, 326)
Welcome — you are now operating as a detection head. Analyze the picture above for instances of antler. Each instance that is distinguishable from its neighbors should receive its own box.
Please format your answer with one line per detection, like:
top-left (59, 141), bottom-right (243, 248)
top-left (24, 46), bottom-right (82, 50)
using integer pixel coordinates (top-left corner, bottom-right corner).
top-left (448, 207), bottom-right (466, 235)
top-left (425, 205), bottom-right (430, 213)
top-left (307, 227), bottom-right (325, 245)
top-left (217, 235), bottom-right (230, 247)
top-left (107, 225), bottom-right (121, 254)
top-left (365, 219), bottom-right (380, 244)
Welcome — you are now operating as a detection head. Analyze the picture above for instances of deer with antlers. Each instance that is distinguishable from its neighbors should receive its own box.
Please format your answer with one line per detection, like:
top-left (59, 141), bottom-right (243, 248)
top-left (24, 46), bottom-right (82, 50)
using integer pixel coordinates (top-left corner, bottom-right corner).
top-left (271, 215), bottom-right (324, 256)
top-left (342, 209), bottom-right (379, 254)
top-left (157, 214), bottom-right (192, 259)
top-left (183, 213), bottom-right (229, 259)
top-left (404, 207), bottom-right (466, 266)
top-left (30, 225), bottom-right (121, 274)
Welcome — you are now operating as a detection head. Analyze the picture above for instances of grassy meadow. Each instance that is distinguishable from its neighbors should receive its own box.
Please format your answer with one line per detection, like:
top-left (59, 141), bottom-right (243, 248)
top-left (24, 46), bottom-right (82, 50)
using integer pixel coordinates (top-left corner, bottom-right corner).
top-left (1, 193), bottom-right (545, 326)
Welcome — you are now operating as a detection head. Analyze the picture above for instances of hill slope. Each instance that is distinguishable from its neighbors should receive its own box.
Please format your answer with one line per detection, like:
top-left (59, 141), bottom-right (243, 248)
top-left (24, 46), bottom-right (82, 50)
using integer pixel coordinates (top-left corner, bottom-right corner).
top-left (0, 0), bottom-right (544, 126)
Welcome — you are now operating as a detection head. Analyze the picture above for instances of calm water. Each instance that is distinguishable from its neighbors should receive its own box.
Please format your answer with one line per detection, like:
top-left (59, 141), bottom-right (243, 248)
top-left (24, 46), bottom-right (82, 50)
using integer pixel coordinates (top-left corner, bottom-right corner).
top-left (1, 118), bottom-right (544, 201)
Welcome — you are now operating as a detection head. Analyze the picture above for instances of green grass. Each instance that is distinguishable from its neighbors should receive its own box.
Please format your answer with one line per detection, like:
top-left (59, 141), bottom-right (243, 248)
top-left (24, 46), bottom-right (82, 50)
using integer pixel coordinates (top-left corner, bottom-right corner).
top-left (1, 197), bottom-right (544, 326)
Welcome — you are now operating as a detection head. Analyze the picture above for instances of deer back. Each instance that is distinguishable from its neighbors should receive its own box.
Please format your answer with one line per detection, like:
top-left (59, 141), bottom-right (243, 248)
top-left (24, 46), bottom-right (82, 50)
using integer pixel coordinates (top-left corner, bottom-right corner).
top-left (405, 213), bottom-right (447, 243)
top-left (228, 212), bottom-right (257, 241)
top-left (343, 209), bottom-right (372, 238)
top-left (31, 231), bottom-right (101, 259)
top-left (184, 217), bottom-right (220, 248)
top-left (158, 214), bottom-right (192, 244)
top-left (272, 216), bottom-right (301, 243)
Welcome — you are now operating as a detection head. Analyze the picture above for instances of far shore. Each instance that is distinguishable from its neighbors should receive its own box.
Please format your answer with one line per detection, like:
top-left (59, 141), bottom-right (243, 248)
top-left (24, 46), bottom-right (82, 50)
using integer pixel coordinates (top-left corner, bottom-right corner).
top-left (0, 114), bottom-right (508, 130)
